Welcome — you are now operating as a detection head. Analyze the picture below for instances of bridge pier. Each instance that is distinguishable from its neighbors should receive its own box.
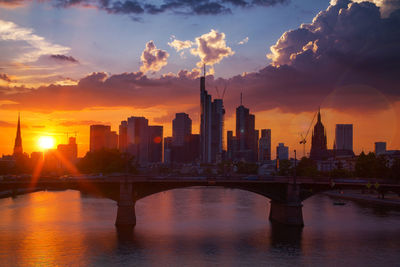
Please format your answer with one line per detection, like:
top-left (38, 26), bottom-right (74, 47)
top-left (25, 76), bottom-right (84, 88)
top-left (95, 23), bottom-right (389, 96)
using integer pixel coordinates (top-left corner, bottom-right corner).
top-left (269, 184), bottom-right (304, 226)
top-left (115, 182), bottom-right (136, 227)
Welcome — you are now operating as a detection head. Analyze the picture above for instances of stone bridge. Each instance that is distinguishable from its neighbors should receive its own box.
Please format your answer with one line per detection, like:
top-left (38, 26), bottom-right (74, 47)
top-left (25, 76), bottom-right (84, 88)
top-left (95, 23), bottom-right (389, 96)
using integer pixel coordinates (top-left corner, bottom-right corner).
top-left (1, 176), bottom-right (399, 227)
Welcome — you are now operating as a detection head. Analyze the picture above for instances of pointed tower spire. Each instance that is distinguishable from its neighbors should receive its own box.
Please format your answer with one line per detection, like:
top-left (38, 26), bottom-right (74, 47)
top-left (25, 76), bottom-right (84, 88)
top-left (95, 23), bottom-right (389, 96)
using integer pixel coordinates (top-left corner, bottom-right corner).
top-left (317, 106), bottom-right (321, 123)
top-left (13, 112), bottom-right (23, 156)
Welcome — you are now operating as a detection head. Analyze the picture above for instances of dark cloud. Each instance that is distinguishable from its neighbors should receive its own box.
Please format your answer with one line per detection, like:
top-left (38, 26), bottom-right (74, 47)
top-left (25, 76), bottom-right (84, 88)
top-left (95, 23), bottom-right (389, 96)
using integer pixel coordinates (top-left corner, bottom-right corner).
top-left (9, 0), bottom-right (288, 16)
top-left (0, 73), bottom-right (11, 82)
top-left (49, 54), bottom-right (79, 64)
top-left (0, 1), bottom-right (399, 116)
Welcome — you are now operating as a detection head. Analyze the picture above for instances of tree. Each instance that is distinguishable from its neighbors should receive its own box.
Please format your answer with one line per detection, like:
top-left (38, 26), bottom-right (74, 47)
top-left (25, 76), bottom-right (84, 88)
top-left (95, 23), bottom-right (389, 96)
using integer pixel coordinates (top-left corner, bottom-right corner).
top-left (296, 157), bottom-right (318, 177)
top-left (77, 149), bottom-right (136, 174)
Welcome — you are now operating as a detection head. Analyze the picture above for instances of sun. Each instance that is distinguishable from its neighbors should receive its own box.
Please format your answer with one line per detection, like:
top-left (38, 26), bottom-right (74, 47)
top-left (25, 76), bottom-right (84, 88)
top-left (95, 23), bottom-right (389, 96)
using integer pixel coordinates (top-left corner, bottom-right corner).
top-left (38, 136), bottom-right (55, 150)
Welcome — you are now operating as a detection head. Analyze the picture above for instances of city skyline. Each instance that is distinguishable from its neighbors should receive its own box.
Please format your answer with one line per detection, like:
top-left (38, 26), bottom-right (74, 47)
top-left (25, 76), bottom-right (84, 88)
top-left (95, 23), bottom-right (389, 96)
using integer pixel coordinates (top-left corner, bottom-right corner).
top-left (1, 0), bottom-right (400, 157)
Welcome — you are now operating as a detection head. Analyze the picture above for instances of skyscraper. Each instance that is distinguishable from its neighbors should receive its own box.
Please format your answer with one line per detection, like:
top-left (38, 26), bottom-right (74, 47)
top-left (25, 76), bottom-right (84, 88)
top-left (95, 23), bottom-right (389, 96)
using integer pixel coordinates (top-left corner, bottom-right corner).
top-left (200, 68), bottom-right (212, 163)
top-left (90, 125), bottom-right (111, 152)
top-left (235, 97), bottom-right (257, 162)
top-left (335, 124), bottom-right (353, 152)
top-left (200, 66), bottom-right (224, 163)
top-left (211, 99), bottom-right (225, 163)
top-left (276, 143), bottom-right (289, 161)
top-left (13, 113), bottom-right (23, 156)
top-left (57, 137), bottom-right (78, 163)
top-left (148, 125), bottom-right (163, 163)
top-left (127, 116), bottom-right (149, 163)
top-left (119, 120), bottom-right (128, 152)
top-left (259, 129), bottom-right (271, 162)
top-left (173, 113), bottom-right (192, 146)
top-left (310, 109), bottom-right (328, 160)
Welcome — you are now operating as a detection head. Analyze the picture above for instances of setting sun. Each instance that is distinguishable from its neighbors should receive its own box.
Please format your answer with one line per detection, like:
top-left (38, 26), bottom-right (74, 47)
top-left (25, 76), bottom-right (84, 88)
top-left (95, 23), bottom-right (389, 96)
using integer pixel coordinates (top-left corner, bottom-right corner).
top-left (38, 136), bottom-right (55, 150)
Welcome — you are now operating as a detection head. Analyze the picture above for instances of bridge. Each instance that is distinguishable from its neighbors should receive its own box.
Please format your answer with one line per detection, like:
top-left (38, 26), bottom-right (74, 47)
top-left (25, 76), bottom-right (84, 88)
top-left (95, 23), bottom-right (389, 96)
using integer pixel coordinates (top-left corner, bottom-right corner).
top-left (1, 175), bottom-right (399, 227)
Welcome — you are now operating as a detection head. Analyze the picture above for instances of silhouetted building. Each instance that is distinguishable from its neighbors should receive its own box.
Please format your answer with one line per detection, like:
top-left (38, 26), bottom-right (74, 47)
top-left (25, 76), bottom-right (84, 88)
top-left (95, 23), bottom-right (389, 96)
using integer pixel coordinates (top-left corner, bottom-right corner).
top-left (227, 130), bottom-right (236, 161)
top-left (200, 67), bottom-right (224, 163)
top-left (375, 142), bottom-right (386, 155)
top-left (235, 98), bottom-right (257, 162)
top-left (119, 120), bottom-right (128, 152)
top-left (148, 125), bottom-right (163, 163)
top-left (310, 109), bottom-right (328, 160)
top-left (164, 137), bottom-right (173, 164)
top-left (276, 143), bottom-right (289, 160)
top-left (90, 125), bottom-right (118, 152)
top-left (57, 137), bottom-right (78, 163)
top-left (259, 129), bottom-right (271, 162)
top-left (335, 124), bottom-right (353, 152)
top-left (173, 113), bottom-right (192, 146)
top-left (13, 113), bottom-right (23, 156)
top-left (187, 134), bottom-right (200, 162)
top-left (211, 99), bottom-right (225, 163)
top-left (127, 116), bottom-right (149, 163)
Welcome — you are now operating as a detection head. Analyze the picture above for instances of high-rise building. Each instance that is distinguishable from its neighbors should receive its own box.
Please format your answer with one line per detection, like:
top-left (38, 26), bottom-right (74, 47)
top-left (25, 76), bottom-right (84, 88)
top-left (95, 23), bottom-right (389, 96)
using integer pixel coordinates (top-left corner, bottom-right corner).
top-left (57, 137), bottom-right (78, 163)
top-left (13, 113), bottom-right (23, 156)
top-left (235, 99), bottom-right (257, 162)
top-left (173, 113), bottom-right (192, 146)
top-left (200, 67), bottom-right (224, 163)
top-left (310, 109), bottom-right (328, 160)
top-left (119, 121), bottom-right (128, 152)
top-left (259, 129), bottom-right (271, 162)
top-left (108, 131), bottom-right (118, 149)
top-left (127, 116), bottom-right (149, 163)
top-left (335, 124), bottom-right (353, 152)
top-left (148, 125), bottom-right (163, 163)
top-left (90, 125), bottom-right (111, 152)
top-left (375, 142), bottom-right (386, 155)
top-left (164, 137), bottom-right (173, 164)
top-left (211, 99), bottom-right (225, 163)
top-left (200, 69), bottom-right (212, 163)
top-left (276, 143), bottom-right (289, 161)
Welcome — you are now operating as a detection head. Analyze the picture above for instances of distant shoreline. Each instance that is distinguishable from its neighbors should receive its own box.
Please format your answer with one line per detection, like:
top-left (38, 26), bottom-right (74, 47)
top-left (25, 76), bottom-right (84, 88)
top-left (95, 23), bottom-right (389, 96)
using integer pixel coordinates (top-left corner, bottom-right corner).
top-left (324, 191), bottom-right (400, 208)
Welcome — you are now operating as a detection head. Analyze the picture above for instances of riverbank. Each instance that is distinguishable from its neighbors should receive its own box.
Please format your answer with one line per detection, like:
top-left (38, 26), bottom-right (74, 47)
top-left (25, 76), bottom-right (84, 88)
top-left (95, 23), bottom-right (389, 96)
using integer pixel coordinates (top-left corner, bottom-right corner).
top-left (324, 190), bottom-right (400, 208)
top-left (0, 188), bottom-right (42, 198)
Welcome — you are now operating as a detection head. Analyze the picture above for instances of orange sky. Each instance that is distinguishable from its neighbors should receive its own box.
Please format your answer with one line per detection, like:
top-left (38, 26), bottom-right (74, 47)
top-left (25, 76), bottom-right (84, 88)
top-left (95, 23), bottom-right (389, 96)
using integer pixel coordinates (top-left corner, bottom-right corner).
top-left (1, 100), bottom-right (398, 158)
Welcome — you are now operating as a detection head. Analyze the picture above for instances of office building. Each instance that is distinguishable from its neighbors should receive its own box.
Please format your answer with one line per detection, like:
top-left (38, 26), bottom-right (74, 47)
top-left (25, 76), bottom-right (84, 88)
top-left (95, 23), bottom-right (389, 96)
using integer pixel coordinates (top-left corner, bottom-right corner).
top-left (90, 125), bottom-right (118, 152)
top-left (127, 116), bottom-right (149, 163)
top-left (173, 113), bottom-right (192, 146)
top-left (259, 129), bottom-right (271, 162)
top-left (276, 143), bottom-right (289, 161)
top-left (57, 137), bottom-right (78, 163)
top-left (119, 121), bottom-right (128, 152)
top-left (148, 125), bottom-right (163, 163)
top-left (200, 67), bottom-right (225, 163)
top-left (335, 124), bottom-right (353, 152)
top-left (375, 142), bottom-right (386, 155)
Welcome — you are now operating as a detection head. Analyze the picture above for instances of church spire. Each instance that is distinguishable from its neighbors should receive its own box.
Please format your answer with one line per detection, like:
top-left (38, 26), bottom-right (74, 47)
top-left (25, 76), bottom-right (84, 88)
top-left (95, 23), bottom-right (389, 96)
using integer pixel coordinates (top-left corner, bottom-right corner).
top-left (13, 112), bottom-right (23, 156)
top-left (317, 107), bottom-right (321, 123)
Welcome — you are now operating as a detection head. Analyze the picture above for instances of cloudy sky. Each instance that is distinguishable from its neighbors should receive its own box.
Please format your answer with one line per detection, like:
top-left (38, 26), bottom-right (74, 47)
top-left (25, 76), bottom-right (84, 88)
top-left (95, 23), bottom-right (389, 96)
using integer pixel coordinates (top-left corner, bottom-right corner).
top-left (0, 0), bottom-right (399, 157)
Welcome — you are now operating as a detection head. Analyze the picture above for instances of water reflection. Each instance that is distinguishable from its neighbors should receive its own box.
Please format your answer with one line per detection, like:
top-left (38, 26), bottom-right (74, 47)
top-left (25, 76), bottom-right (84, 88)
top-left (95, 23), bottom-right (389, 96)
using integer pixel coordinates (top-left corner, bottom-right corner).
top-left (0, 189), bottom-right (399, 266)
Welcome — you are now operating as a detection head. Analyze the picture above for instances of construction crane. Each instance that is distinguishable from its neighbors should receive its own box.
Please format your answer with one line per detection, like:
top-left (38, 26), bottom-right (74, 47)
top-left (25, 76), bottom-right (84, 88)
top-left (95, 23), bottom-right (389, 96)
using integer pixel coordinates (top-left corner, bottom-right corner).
top-left (299, 110), bottom-right (318, 157)
top-left (65, 131), bottom-right (78, 142)
top-left (215, 83), bottom-right (227, 100)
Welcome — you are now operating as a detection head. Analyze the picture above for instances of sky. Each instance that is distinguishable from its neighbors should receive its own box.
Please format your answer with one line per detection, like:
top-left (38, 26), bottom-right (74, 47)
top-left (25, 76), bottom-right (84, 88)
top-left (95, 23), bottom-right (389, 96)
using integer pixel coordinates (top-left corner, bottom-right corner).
top-left (0, 0), bottom-right (400, 157)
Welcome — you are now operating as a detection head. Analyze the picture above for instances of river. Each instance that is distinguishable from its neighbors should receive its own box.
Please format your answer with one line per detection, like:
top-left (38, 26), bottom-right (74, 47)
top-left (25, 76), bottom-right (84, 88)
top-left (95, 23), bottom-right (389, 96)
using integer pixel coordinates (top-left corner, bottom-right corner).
top-left (0, 188), bottom-right (399, 266)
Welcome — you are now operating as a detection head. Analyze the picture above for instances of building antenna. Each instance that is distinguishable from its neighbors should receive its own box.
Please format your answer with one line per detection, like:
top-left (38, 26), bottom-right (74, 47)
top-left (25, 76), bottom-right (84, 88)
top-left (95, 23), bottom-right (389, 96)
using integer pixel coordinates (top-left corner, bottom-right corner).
top-left (240, 92), bottom-right (243, 106)
top-left (203, 63), bottom-right (206, 77)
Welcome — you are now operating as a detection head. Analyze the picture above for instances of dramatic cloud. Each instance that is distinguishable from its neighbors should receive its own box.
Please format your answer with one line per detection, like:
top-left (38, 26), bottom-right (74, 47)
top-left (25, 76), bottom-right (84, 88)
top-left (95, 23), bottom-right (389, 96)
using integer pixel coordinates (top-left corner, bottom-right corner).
top-left (0, 1), bottom-right (399, 116)
top-left (0, 19), bottom-right (70, 63)
top-left (0, 0), bottom-right (24, 7)
top-left (168, 39), bottom-right (193, 51)
top-left (190, 29), bottom-right (234, 68)
top-left (331, 0), bottom-right (400, 17)
top-left (238, 37), bottom-right (249, 45)
top-left (2, 0), bottom-right (288, 16)
top-left (0, 73), bottom-right (11, 82)
top-left (140, 41), bottom-right (169, 73)
top-left (49, 54), bottom-right (79, 64)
